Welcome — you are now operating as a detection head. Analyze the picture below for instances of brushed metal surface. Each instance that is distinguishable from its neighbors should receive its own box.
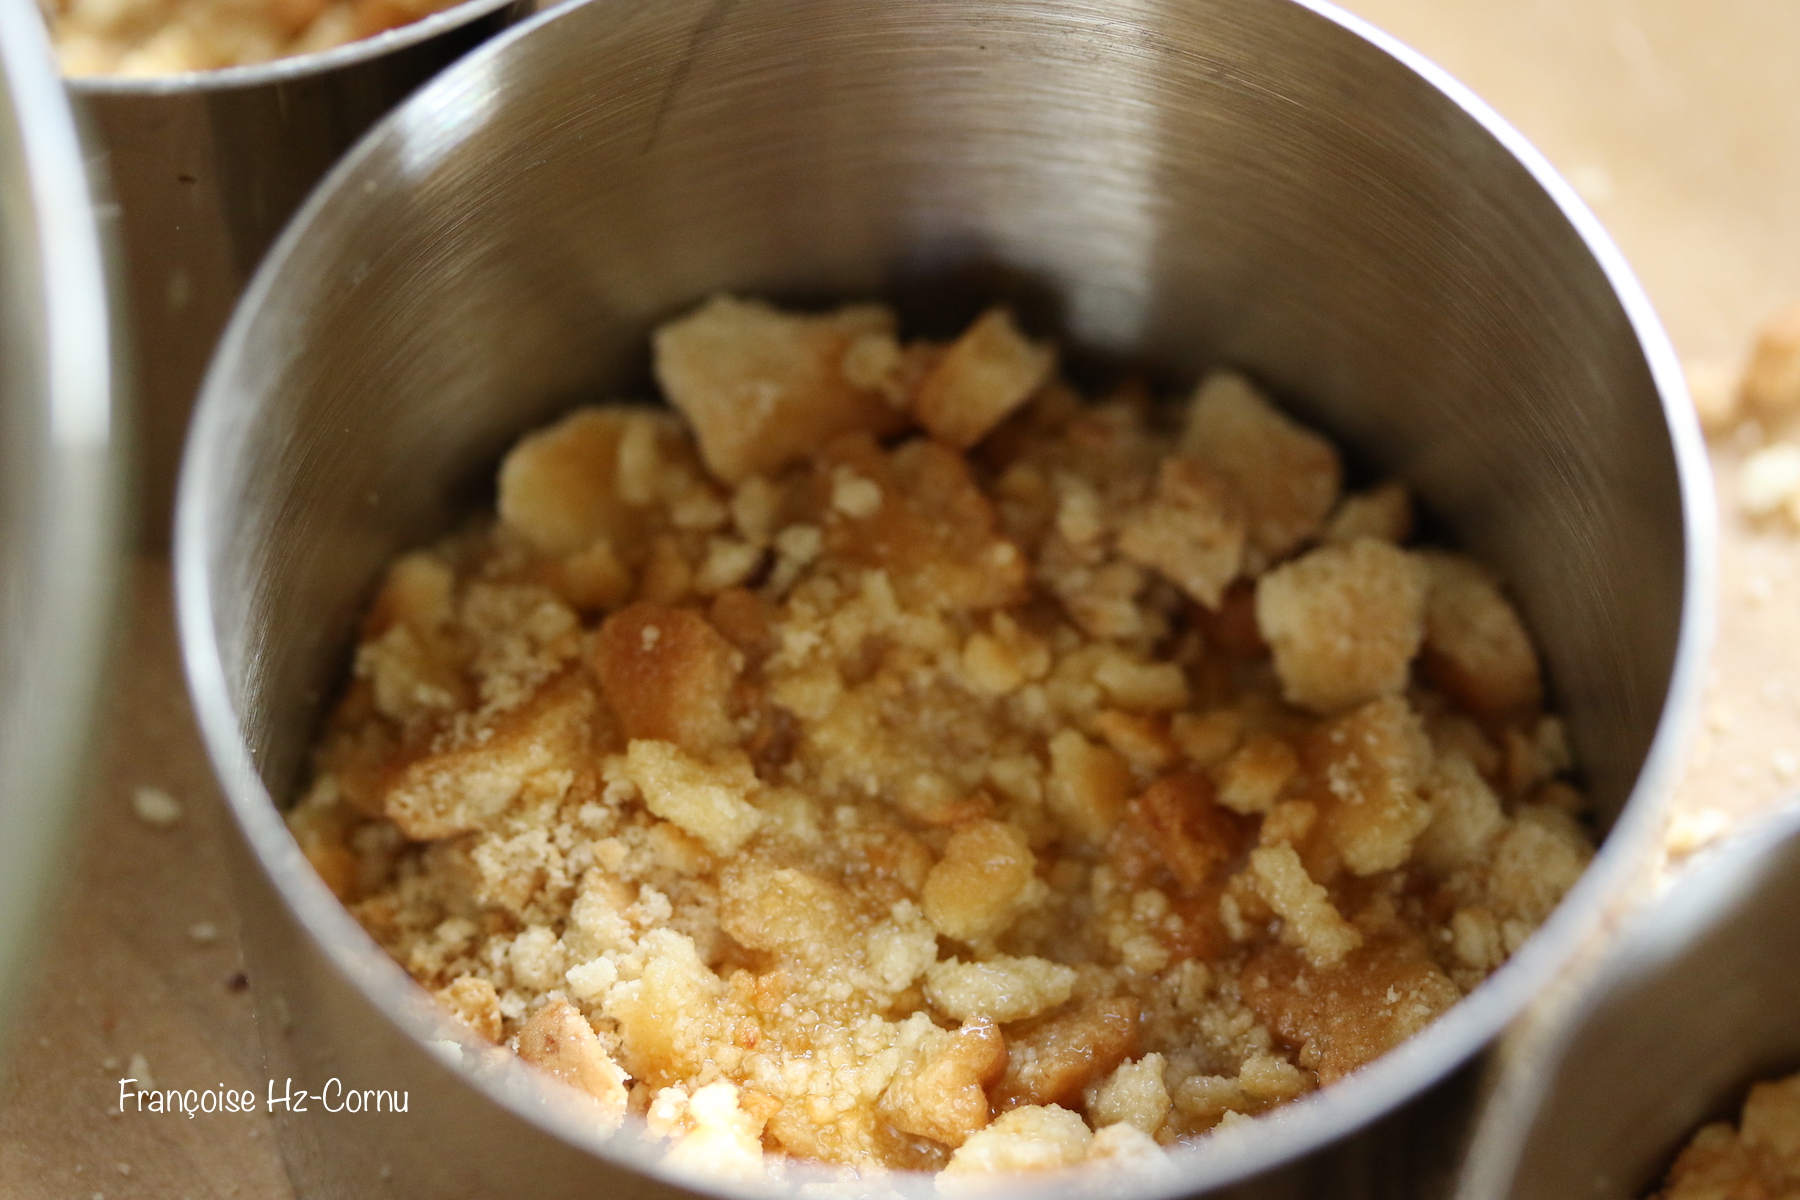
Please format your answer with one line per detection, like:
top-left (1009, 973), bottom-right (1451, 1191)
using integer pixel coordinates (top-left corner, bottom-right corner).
top-left (0, 0), bottom-right (124, 1060)
top-left (1458, 802), bottom-right (1800, 1200)
top-left (177, 0), bottom-right (1714, 1194)
top-left (69, 0), bottom-right (525, 551)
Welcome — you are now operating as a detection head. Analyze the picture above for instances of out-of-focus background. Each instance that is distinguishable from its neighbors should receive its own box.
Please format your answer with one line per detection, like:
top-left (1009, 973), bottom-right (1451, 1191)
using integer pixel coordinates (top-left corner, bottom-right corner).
top-left (1343, 0), bottom-right (1800, 842)
top-left (1, 1), bottom-right (1796, 1195)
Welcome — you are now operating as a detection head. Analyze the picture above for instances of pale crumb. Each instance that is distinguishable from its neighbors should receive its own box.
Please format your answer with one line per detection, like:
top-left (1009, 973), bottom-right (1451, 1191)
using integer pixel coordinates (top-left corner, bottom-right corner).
top-left (298, 299), bottom-right (1590, 1179)
top-left (1216, 734), bottom-right (1297, 815)
top-left (1314, 695), bottom-right (1434, 875)
top-left (565, 957), bottom-right (619, 1000)
top-left (1093, 654), bottom-right (1189, 713)
top-left (922, 821), bottom-right (1037, 943)
top-left (670, 488), bottom-right (730, 533)
top-left (1566, 162), bottom-right (1614, 205)
top-left (1740, 442), bottom-right (1800, 522)
top-left (1653, 1069), bottom-right (1800, 1199)
top-left (1182, 370), bottom-right (1341, 569)
top-left (498, 408), bottom-right (676, 554)
top-left (1237, 1053), bottom-right (1307, 1102)
top-left (1046, 730), bottom-right (1131, 845)
top-left (1255, 539), bottom-right (1425, 714)
top-left (1708, 703), bottom-right (1740, 735)
top-left (1215, 1110), bottom-right (1256, 1134)
top-left (1198, 1091), bottom-right (1280, 1142)
top-left (131, 786), bottom-right (183, 829)
top-left (187, 921), bottom-right (220, 945)
top-left (1450, 907), bottom-right (1503, 973)
top-left (1115, 454), bottom-right (1244, 607)
top-left (1087, 1121), bottom-right (1171, 1168)
top-left (654, 1080), bottom-right (769, 1180)
top-left (880, 1020), bottom-right (1006, 1148)
top-left (1055, 475), bottom-right (1105, 547)
top-left (509, 926), bottom-right (566, 991)
top-left (1742, 302), bottom-right (1800, 422)
top-left (769, 524), bottom-right (822, 593)
top-left (841, 331), bottom-right (906, 404)
top-left (1170, 709), bottom-right (1242, 768)
top-left (1684, 356), bottom-right (1743, 434)
top-left (914, 307), bottom-right (1054, 449)
top-left (944, 1105), bottom-right (1092, 1175)
top-left (126, 1052), bottom-right (153, 1091)
top-left (962, 614), bottom-right (1050, 696)
top-left (730, 476), bottom-right (780, 544)
top-left (1248, 844), bottom-right (1362, 968)
top-left (1092, 710), bottom-right (1177, 772)
top-left (426, 1039), bottom-right (464, 1068)
top-left (1416, 754), bottom-right (1503, 874)
top-left (1322, 481), bottom-right (1412, 546)
top-left (655, 296), bottom-right (906, 482)
top-left (830, 469), bottom-right (883, 519)
top-left (515, 1000), bottom-right (628, 1126)
top-left (694, 537), bottom-right (763, 595)
top-left (1087, 1054), bottom-right (1170, 1135)
top-left (617, 739), bottom-right (763, 856)
top-left (434, 976), bottom-right (502, 1041)
top-left (926, 956), bottom-right (1077, 1023)
top-left (1415, 551), bottom-right (1541, 719)
top-left (1667, 807), bottom-right (1732, 856)
top-left (115, 1163), bottom-right (129, 1177)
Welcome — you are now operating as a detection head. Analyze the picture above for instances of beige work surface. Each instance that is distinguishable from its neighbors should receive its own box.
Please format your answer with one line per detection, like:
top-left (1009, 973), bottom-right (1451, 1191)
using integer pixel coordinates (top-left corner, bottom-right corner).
top-left (3, 2), bottom-right (1797, 1195)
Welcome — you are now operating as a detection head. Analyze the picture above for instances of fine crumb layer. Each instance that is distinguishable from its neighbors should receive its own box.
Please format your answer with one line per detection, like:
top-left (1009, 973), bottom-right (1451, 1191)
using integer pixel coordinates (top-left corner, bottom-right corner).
top-left (289, 295), bottom-right (1594, 1182)
top-left (1652, 1071), bottom-right (1800, 1200)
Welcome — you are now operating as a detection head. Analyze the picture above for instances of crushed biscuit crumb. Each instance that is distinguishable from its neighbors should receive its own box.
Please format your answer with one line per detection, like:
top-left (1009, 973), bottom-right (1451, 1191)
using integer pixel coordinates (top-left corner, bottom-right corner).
top-left (131, 786), bottom-right (183, 829)
top-left (292, 297), bottom-right (1594, 1181)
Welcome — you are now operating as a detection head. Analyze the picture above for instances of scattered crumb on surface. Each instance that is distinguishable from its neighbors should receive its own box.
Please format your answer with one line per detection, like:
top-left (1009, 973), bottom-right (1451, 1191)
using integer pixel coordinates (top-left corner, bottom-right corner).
top-left (1668, 299), bottom-right (1800, 870)
top-left (1665, 807), bottom-right (1732, 857)
top-left (130, 787), bottom-right (183, 829)
top-left (1697, 300), bottom-right (1800, 531)
top-left (1685, 358), bottom-right (1743, 434)
top-left (1740, 442), bottom-right (1800, 524)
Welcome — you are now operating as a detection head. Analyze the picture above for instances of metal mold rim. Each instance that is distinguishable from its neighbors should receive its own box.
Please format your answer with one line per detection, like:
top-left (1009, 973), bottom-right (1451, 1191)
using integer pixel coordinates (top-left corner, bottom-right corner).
top-left (1454, 798), bottom-right (1800, 1200)
top-left (174, 0), bottom-right (1717, 1192)
top-left (0, 0), bottom-right (124, 1053)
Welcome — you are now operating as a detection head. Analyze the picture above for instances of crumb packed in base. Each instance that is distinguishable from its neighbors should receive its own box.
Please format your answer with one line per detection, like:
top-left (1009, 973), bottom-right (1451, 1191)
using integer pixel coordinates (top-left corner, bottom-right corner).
top-left (290, 295), bottom-right (1593, 1180)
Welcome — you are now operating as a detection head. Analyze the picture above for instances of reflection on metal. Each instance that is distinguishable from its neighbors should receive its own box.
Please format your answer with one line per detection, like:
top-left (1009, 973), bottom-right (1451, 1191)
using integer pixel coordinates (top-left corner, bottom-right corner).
top-left (68, 0), bottom-right (525, 550)
top-left (177, 0), bottom-right (1712, 1194)
top-left (0, 0), bottom-right (123, 1061)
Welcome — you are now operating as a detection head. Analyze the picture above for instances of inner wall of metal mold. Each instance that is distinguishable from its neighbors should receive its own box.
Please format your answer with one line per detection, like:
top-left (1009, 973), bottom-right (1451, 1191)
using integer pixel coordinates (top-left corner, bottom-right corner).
top-left (208, 0), bottom-right (1683, 836)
